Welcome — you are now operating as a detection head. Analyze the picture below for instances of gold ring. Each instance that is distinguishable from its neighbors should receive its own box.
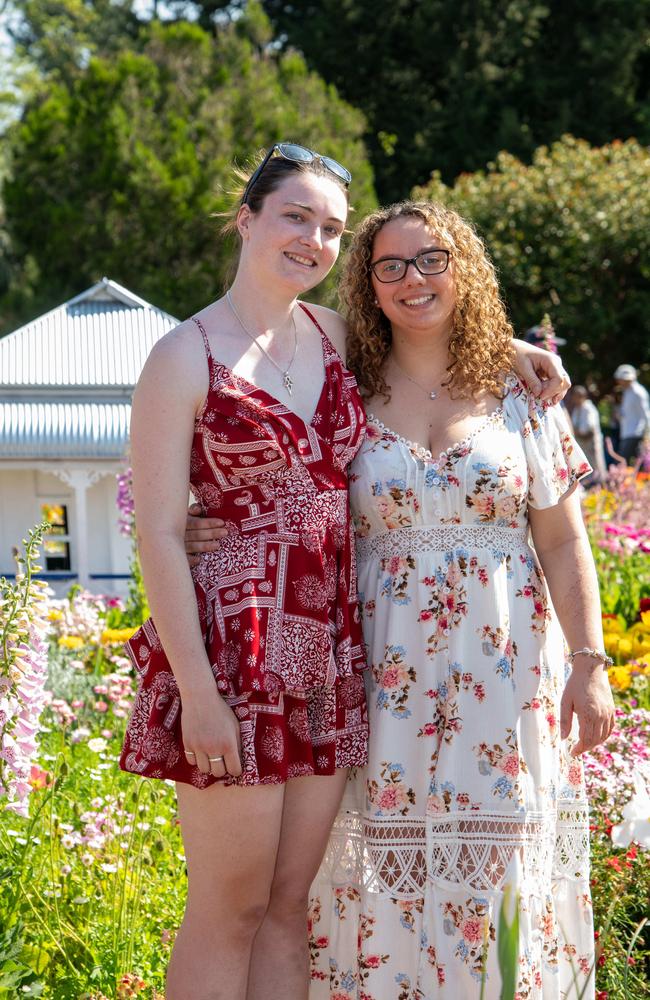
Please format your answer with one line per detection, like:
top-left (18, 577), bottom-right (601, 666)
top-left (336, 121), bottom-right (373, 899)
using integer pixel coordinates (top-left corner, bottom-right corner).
top-left (185, 750), bottom-right (196, 757)
top-left (208, 755), bottom-right (225, 763)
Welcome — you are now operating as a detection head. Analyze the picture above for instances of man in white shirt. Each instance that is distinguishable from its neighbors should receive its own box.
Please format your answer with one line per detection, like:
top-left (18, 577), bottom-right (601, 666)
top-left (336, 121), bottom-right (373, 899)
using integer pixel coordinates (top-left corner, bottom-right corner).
top-left (614, 364), bottom-right (650, 464)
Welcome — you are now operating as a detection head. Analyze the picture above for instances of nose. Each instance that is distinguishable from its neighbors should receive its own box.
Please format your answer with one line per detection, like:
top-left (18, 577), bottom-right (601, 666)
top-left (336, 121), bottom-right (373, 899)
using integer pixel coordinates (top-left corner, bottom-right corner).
top-left (300, 225), bottom-right (323, 250)
top-left (402, 260), bottom-right (425, 286)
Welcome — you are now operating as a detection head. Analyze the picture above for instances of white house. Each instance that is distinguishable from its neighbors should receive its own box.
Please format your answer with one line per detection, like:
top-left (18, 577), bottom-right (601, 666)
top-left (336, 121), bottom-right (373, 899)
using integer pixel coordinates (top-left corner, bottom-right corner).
top-left (0, 278), bottom-right (178, 597)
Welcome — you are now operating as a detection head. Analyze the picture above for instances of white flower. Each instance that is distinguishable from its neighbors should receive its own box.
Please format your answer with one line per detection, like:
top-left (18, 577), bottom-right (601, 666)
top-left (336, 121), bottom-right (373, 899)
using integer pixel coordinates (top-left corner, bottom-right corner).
top-left (610, 773), bottom-right (650, 849)
top-left (87, 737), bottom-right (107, 753)
top-left (100, 862), bottom-right (118, 873)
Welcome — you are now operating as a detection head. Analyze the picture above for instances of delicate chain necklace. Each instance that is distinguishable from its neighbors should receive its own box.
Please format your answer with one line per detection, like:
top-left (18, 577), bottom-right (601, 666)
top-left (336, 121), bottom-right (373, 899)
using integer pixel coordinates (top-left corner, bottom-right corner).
top-left (391, 357), bottom-right (443, 400)
top-left (226, 290), bottom-right (298, 395)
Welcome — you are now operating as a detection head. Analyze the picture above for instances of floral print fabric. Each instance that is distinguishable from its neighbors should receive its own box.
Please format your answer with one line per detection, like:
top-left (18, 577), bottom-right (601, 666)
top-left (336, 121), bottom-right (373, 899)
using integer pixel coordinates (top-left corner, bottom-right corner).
top-left (310, 380), bottom-right (595, 999)
top-left (120, 305), bottom-right (369, 788)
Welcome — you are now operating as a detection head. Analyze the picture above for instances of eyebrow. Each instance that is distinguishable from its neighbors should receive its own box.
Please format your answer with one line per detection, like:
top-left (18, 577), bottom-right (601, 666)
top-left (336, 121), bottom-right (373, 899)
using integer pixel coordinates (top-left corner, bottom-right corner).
top-left (372, 245), bottom-right (448, 261)
top-left (283, 201), bottom-right (346, 226)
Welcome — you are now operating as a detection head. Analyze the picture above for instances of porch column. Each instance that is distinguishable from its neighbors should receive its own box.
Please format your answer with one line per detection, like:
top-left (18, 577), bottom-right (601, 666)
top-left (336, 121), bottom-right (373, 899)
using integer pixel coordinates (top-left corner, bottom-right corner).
top-left (50, 467), bottom-right (111, 588)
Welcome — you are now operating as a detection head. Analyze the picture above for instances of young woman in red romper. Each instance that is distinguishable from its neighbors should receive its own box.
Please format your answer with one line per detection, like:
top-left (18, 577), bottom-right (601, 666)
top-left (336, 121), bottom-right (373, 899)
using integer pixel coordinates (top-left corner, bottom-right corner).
top-left (120, 145), bottom-right (570, 1000)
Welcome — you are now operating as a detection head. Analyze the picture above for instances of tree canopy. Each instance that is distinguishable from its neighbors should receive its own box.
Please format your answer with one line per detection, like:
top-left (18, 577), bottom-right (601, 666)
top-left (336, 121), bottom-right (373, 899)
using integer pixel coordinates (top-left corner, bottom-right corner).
top-left (262, 0), bottom-right (650, 201)
top-left (2, 6), bottom-right (376, 325)
top-left (415, 136), bottom-right (650, 385)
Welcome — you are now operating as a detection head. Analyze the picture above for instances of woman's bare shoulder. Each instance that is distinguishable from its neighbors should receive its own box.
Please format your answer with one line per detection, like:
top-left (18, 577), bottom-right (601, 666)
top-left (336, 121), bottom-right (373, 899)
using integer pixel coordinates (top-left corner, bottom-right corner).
top-left (137, 318), bottom-right (208, 408)
top-left (302, 302), bottom-right (348, 359)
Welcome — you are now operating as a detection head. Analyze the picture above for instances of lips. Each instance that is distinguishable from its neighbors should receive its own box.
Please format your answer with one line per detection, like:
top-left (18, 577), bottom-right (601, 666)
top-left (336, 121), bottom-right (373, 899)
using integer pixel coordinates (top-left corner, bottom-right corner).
top-left (284, 251), bottom-right (317, 268)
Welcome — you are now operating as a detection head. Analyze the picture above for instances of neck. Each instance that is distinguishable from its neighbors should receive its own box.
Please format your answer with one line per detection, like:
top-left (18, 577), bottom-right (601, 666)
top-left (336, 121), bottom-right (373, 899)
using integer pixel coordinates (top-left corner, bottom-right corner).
top-left (389, 327), bottom-right (452, 383)
top-left (229, 270), bottom-right (298, 335)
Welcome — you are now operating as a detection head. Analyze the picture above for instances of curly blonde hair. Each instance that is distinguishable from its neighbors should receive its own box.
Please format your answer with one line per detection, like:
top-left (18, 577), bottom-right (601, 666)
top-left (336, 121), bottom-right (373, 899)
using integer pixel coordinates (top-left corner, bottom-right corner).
top-left (341, 201), bottom-right (515, 401)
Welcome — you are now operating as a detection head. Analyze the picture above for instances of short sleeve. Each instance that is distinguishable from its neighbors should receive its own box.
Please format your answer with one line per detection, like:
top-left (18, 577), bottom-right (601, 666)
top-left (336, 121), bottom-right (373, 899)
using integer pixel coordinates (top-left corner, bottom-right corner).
top-left (504, 380), bottom-right (593, 509)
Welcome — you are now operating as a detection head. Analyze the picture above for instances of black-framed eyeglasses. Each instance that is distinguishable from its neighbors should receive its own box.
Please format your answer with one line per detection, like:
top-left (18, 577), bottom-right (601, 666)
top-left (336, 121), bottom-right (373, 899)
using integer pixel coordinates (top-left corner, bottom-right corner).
top-left (370, 248), bottom-right (451, 283)
top-left (241, 142), bottom-right (352, 205)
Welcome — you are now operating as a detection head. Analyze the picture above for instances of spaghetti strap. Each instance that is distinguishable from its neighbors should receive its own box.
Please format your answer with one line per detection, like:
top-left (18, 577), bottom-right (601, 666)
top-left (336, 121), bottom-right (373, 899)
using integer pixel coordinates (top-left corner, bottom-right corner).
top-left (298, 301), bottom-right (326, 336)
top-left (191, 315), bottom-right (212, 364)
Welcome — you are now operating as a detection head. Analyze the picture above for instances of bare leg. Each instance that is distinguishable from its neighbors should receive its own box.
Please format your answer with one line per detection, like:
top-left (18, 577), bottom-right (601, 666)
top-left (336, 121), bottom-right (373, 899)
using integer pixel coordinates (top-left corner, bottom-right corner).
top-left (167, 781), bottom-right (285, 1000)
top-left (246, 769), bottom-right (349, 1000)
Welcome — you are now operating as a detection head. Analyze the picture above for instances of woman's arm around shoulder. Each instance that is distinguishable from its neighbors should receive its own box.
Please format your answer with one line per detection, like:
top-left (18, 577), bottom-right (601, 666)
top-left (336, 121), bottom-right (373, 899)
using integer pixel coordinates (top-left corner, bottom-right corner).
top-left (511, 339), bottom-right (571, 404)
top-left (302, 302), bottom-right (348, 361)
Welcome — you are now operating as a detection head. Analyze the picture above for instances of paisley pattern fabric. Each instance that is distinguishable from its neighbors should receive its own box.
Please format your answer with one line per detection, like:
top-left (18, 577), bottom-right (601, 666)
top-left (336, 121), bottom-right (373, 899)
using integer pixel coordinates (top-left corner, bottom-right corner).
top-left (309, 380), bottom-right (595, 999)
top-left (120, 305), bottom-right (369, 787)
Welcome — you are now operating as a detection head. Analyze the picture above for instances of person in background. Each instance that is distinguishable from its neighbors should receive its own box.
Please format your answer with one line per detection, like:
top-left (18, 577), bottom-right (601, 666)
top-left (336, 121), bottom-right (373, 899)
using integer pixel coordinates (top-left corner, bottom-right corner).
top-left (613, 363), bottom-right (650, 464)
top-left (568, 385), bottom-right (607, 485)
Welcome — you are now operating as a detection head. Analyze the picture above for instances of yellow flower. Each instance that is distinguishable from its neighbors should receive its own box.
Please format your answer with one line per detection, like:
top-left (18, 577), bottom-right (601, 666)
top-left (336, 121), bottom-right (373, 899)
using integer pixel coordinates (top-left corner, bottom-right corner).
top-left (58, 635), bottom-right (84, 650)
top-left (100, 627), bottom-right (138, 645)
top-left (608, 666), bottom-right (632, 691)
top-left (603, 633), bottom-right (621, 655)
top-left (48, 609), bottom-right (63, 622)
top-left (617, 638), bottom-right (633, 660)
top-left (602, 618), bottom-right (624, 634)
top-left (641, 610), bottom-right (650, 628)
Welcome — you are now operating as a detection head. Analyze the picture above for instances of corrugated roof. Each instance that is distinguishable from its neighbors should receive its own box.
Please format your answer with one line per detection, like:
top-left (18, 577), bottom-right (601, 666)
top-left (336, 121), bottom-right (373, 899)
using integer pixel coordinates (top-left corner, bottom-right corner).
top-left (0, 400), bottom-right (131, 459)
top-left (0, 278), bottom-right (179, 388)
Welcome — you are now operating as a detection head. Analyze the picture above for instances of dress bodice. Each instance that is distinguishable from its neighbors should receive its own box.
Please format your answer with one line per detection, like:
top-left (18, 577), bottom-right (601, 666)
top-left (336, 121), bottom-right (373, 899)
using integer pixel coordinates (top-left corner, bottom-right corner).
top-left (349, 378), bottom-right (590, 543)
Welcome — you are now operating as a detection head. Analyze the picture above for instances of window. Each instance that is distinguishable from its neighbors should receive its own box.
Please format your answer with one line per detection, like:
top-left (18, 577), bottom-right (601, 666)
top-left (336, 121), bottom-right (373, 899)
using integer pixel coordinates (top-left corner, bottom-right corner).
top-left (41, 503), bottom-right (71, 572)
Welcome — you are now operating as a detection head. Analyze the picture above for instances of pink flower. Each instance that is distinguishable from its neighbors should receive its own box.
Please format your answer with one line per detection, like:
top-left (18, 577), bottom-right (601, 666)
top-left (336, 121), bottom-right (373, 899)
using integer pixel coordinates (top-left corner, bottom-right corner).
top-left (500, 754), bottom-right (520, 777)
top-left (94, 700), bottom-right (109, 713)
top-left (461, 917), bottom-right (483, 944)
top-left (381, 665), bottom-right (403, 689)
top-left (419, 609), bottom-right (434, 621)
top-left (567, 761), bottom-right (582, 787)
top-left (377, 786), bottom-right (400, 811)
top-left (365, 955), bottom-right (382, 969)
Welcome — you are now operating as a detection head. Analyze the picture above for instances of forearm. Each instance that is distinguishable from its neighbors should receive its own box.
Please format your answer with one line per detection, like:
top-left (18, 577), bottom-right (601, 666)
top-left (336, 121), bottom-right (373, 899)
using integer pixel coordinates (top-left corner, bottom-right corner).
top-left (535, 528), bottom-right (604, 654)
top-left (137, 530), bottom-right (215, 699)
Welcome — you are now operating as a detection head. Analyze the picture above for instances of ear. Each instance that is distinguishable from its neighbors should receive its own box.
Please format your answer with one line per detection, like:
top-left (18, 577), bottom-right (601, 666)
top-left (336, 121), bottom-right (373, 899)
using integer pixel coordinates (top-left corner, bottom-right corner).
top-left (236, 203), bottom-right (253, 240)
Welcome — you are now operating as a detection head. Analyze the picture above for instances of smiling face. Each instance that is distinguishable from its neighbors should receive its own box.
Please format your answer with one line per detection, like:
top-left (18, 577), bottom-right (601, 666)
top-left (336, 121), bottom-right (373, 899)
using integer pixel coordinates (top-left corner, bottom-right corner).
top-left (237, 171), bottom-right (348, 296)
top-left (371, 215), bottom-right (457, 343)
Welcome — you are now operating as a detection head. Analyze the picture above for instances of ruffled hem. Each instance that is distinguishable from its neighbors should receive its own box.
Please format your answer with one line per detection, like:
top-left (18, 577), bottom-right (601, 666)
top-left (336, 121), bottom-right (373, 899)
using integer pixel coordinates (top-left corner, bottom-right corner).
top-left (119, 656), bottom-right (369, 787)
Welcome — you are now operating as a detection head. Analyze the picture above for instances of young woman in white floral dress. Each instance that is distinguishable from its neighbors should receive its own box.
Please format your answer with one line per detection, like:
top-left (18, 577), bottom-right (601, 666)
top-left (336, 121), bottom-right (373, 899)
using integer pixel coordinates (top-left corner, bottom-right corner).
top-left (307, 202), bottom-right (615, 1000)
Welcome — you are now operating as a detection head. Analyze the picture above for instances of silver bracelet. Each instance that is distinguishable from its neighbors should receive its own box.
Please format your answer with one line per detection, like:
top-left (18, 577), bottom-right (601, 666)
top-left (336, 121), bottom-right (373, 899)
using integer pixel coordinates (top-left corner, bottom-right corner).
top-left (568, 647), bottom-right (613, 668)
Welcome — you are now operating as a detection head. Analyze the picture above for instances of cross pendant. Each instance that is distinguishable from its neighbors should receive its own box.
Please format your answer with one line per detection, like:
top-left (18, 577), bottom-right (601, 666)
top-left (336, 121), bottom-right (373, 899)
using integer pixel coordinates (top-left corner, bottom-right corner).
top-left (283, 372), bottom-right (293, 395)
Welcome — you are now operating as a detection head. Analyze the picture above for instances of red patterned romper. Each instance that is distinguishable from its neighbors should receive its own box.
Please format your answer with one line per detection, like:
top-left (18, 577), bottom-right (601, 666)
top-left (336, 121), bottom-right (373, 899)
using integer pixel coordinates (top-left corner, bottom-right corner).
top-left (119, 304), bottom-right (369, 788)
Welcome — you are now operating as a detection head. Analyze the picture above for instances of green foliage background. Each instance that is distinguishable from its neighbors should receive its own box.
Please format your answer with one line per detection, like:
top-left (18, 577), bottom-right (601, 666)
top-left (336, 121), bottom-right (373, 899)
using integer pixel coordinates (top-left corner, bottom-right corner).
top-left (0, 0), bottom-right (649, 383)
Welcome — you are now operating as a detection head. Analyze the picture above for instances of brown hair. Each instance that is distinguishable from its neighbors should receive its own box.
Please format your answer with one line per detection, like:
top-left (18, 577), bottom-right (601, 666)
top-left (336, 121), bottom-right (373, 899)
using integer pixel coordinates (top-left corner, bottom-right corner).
top-left (221, 148), bottom-right (350, 239)
top-left (341, 200), bottom-right (515, 401)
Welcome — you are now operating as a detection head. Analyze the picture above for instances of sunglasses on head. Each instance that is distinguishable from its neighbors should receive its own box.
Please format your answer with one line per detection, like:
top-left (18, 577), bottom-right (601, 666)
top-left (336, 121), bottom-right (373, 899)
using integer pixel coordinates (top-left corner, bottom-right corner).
top-left (241, 143), bottom-right (352, 205)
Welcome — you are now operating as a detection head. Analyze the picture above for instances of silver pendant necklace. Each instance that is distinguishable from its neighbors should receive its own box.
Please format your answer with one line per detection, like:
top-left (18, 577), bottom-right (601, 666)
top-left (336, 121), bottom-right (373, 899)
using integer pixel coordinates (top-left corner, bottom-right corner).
top-left (392, 357), bottom-right (440, 400)
top-left (226, 290), bottom-right (298, 395)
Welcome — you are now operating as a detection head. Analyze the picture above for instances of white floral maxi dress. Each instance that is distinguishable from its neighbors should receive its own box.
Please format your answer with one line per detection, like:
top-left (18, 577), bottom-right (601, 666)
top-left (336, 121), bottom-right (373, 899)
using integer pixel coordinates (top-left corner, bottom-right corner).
top-left (309, 380), bottom-right (595, 1000)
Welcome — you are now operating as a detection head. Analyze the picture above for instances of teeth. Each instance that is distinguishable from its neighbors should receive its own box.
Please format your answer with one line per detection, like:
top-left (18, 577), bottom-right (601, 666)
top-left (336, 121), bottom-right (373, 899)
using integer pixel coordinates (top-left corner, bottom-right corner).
top-left (403, 294), bottom-right (433, 306)
top-left (286, 252), bottom-right (315, 267)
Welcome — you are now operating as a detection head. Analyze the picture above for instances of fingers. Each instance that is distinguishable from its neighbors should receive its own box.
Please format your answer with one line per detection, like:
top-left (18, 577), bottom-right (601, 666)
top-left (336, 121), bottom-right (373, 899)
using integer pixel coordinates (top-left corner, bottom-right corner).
top-left (184, 537), bottom-right (225, 556)
top-left (183, 745), bottom-right (242, 779)
top-left (224, 745), bottom-right (243, 778)
top-left (570, 710), bottom-right (615, 756)
top-left (185, 516), bottom-right (227, 534)
top-left (559, 691), bottom-right (573, 741)
top-left (522, 358), bottom-right (543, 397)
top-left (571, 722), bottom-right (595, 756)
top-left (188, 502), bottom-right (202, 515)
top-left (208, 755), bottom-right (228, 779)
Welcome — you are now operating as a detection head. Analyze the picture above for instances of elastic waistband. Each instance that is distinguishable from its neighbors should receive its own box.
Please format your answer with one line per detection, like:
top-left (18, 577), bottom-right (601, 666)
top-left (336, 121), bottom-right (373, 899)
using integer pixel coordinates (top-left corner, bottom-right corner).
top-left (356, 524), bottom-right (529, 562)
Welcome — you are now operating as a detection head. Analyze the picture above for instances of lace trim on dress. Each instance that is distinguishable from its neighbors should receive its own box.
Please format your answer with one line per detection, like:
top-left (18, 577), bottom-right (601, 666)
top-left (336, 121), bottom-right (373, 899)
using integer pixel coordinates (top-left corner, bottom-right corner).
top-left (356, 524), bottom-right (529, 562)
top-left (366, 406), bottom-right (505, 463)
top-left (318, 805), bottom-right (590, 899)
